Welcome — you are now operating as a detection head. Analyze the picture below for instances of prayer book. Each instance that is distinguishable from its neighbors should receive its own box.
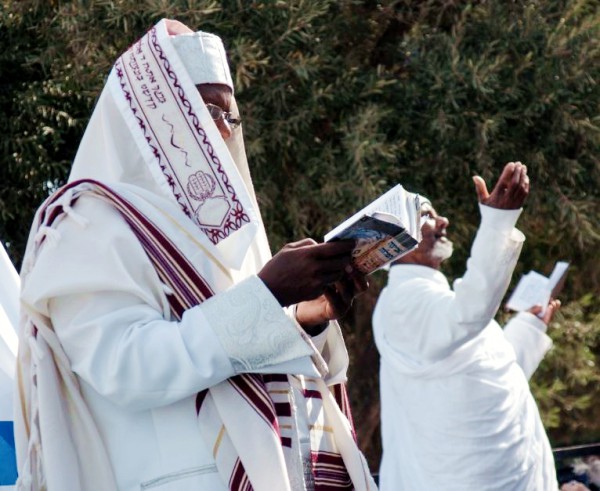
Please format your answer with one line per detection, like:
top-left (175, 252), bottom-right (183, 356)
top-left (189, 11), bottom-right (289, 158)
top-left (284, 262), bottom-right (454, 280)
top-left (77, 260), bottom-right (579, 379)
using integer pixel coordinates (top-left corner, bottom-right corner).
top-left (505, 261), bottom-right (570, 313)
top-left (324, 184), bottom-right (423, 274)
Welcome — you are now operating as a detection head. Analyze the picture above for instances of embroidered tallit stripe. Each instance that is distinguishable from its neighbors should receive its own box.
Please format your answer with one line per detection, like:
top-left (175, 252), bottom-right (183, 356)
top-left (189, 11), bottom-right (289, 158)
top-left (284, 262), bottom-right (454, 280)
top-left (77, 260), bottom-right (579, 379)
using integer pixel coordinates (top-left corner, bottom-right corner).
top-left (229, 458), bottom-right (254, 491)
top-left (303, 389), bottom-right (322, 399)
top-left (228, 375), bottom-right (278, 432)
top-left (38, 180), bottom-right (359, 490)
top-left (262, 374), bottom-right (288, 383)
top-left (268, 389), bottom-right (289, 395)
top-left (263, 378), bottom-right (294, 452)
top-left (114, 26), bottom-right (251, 245)
top-left (93, 185), bottom-right (214, 306)
top-left (310, 425), bottom-right (333, 433)
top-left (311, 451), bottom-right (353, 490)
top-left (148, 203), bottom-right (234, 282)
top-left (332, 384), bottom-right (355, 438)
top-left (213, 425), bottom-right (226, 459)
top-left (39, 180), bottom-right (215, 312)
top-left (149, 29), bottom-right (253, 244)
top-left (274, 402), bottom-right (291, 418)
top-left (195, 390), bottom-right (208, 416)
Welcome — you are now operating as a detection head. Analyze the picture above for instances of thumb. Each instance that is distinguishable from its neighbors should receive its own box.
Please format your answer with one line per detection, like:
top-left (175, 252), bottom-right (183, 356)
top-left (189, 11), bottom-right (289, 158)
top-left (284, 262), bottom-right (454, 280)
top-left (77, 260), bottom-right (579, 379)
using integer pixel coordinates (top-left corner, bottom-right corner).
top-left (472, 175), bottom-right (489, 203)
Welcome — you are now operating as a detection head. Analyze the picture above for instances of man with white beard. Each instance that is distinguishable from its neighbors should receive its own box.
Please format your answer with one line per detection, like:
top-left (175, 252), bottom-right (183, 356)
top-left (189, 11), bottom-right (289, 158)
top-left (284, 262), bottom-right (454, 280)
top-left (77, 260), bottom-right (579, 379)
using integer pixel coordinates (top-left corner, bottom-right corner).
top-left (373, 161), bottom-right (561, 490)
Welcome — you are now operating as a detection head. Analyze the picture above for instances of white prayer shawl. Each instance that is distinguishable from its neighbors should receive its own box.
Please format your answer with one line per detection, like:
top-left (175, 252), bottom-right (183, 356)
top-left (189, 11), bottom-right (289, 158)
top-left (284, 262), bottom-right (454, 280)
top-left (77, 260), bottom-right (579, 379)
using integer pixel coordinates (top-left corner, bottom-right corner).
top-left (373, 205), bottom-right (558, 491)
top-left (0, 242), bottom-right (19, 490)
top-left (69, 19), bottom-right (261, 270)
top-left (15, 19), bottom-right (375, 491)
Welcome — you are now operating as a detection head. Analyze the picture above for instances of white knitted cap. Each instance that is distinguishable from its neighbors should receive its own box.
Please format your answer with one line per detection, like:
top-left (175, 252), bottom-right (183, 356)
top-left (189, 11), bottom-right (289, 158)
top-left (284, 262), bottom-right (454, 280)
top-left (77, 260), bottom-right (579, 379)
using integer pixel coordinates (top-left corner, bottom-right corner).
top-left (171, 31), bottom-right (234, 92)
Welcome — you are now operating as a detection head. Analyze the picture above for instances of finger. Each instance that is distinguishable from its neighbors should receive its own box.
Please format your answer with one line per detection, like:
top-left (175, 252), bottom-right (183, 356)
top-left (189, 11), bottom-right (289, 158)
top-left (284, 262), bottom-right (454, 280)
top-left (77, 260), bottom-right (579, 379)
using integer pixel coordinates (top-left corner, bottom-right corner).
top-left (472, 175), bottom-right (490, 202)
top-left (512, 162), bottom-right (524, 185)
top-left (333, 277), bottom-right (355, 306)
top-left (323, 284), bottom-right (352, 318)
top-left (319, 267), bottom-right (350, 284)
top-left (519, 164), bottom-right (528, 184)
top-left (496, 161), bottom-right (517, 187)
top-left (312, 240), bottom-right (355, 258)
top-left (508, 170), bottom-right (528, 199)
top-left (524, 174), bottom-right (530, 194)
top-left (284, 238), bottom-right (318, 249)
top-left (351, 272), bottom-right (369, 295)
top-left (528, 305), bottom-right (543, 315)
top-left (542, 299), bottom-right (561, 324)
top-left (505, 164), bottom-right (529, 204)
top-left (548, 299), bottom-right (561, 314)
top-left (521, 172), bottom-right (530, 194)
top-left (312, 253), bottom-right (354, 273)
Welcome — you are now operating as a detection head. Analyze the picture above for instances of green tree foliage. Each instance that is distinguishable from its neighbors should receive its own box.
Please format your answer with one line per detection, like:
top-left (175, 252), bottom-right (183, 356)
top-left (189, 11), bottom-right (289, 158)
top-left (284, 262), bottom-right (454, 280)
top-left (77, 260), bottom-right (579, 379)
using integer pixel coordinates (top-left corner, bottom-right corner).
top-left (1, 0), bottom-right (598, 469)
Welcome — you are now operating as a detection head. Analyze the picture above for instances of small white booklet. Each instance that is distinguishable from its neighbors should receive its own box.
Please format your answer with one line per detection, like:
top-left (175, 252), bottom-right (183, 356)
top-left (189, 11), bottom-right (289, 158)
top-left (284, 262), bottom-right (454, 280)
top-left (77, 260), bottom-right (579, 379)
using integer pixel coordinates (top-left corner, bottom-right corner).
top-left (505, 261), bottom-right (570, 313)
top-left (324, 184), bottom-right (423, 274)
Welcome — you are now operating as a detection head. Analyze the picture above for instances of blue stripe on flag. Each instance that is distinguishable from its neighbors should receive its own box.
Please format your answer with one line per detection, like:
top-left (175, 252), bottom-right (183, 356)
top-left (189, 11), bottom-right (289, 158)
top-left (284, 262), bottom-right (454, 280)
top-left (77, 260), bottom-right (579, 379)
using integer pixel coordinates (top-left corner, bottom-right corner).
top-left (0, 421), bottom-right (17, 485)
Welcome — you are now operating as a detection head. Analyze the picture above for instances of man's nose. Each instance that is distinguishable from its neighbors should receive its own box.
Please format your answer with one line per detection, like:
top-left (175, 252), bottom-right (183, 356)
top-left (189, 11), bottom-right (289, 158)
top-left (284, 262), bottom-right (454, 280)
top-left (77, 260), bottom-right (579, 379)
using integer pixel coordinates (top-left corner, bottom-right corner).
top-left (216, 119), bottom-right (232, 140)
top-left (436, 216), bottom-right (449, 228)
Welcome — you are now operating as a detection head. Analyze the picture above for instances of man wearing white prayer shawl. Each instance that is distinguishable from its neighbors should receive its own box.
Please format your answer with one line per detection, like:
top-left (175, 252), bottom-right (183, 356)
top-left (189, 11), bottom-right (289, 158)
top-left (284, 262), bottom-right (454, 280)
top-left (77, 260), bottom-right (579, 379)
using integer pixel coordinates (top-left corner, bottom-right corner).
top-left (14, 19), bottom-right (376, 491)
top-left (373, 162), bottom-right (560, 491)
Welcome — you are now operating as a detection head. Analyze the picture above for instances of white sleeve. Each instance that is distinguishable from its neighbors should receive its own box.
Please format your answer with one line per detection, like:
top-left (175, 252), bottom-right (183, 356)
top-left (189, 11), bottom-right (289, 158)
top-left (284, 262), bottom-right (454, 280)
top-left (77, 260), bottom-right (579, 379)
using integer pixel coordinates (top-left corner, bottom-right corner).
top-left (24, 196), bottom-right (317, 411)
top-left (503, 312), bottom-right (553, 379)
top-left (378, 205), bottom-right (526, 363)
top-left (450, 205), bottom-right (525, 327)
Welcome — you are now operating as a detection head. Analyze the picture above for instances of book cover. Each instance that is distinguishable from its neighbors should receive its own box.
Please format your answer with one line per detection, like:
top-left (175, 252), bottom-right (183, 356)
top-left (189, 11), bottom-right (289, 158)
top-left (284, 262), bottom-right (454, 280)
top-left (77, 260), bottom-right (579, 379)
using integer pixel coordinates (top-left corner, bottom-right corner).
top-left (325, 184), bottom-right (422, 274)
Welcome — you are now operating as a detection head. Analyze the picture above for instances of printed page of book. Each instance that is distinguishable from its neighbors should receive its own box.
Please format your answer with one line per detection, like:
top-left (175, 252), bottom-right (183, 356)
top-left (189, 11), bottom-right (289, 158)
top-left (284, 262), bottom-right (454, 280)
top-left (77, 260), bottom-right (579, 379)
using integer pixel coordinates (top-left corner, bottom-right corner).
top-left (324, 184), bottom-right (422, 273)
top-left (506, 261), bottom-right (570, 313)
top-left (325, 184), bottom-right (410, 241)
top-left (505, 271), bottom-right (551, 312)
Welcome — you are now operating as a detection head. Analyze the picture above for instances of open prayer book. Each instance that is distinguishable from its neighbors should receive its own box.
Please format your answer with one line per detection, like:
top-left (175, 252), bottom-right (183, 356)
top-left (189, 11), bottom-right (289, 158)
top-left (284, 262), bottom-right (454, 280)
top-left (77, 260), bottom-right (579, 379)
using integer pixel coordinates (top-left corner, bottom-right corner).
top-left (324, 184), bottom-right (423, 274)
top-left (506, 261), bottom-right (570, 314)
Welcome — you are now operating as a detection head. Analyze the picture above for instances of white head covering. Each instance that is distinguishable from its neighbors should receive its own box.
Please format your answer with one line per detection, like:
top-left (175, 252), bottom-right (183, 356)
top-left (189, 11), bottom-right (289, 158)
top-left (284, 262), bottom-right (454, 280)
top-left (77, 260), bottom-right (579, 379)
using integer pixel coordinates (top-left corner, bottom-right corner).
top-left (170, 31), bottom-right (234, 91)
top-left (14, 21), bottom-right (273, 491)
top-left (68, 19), bottom-right (266, 269)
top-left (419, 194), bottom-right (432, 208)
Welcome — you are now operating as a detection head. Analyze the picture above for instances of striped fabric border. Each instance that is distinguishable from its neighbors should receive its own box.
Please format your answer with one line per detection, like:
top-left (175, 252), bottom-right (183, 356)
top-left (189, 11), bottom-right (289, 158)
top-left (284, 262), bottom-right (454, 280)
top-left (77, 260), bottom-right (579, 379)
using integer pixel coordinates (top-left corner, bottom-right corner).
top-left (229, 458), bottom-right (254, 491)
top-left (332, 384), bottom-right (356, 439)
top-left (38, 179), bottom-right (215, 315)
top-left (228, 374), bottom-right (279, 433)
top-left (37, 179), bottom-right (357, 490)
top-left (264, 375), bottom-right (294, 449)
top-left (311, 451), bottom-right (353, 491)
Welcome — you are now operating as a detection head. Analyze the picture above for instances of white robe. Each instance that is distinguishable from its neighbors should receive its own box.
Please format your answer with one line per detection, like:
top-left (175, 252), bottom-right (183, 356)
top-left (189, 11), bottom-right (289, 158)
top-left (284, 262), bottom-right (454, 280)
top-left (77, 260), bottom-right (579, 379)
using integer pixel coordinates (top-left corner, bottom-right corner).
top-left (15, 19), bottom-right (375, 491)
top-left (19, 185), bottom-right (354, 490)
top-left (373, 205), bottom-right (558, 491)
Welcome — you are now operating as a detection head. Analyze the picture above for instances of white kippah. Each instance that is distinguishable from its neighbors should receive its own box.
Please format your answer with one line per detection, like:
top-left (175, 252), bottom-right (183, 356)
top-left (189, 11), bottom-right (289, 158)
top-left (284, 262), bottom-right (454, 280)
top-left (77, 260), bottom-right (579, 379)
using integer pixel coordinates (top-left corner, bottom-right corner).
top-left (419, 195), bottom-right (432, 208)
top-left (171, 31), bottom-right (234, 92)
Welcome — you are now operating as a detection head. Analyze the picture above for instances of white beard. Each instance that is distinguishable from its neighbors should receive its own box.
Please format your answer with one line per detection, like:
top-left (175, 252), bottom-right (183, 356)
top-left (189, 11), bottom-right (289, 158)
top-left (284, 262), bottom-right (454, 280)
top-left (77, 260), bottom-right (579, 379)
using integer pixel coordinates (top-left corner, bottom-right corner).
top-left (432, 239), bottom-right (453, 262)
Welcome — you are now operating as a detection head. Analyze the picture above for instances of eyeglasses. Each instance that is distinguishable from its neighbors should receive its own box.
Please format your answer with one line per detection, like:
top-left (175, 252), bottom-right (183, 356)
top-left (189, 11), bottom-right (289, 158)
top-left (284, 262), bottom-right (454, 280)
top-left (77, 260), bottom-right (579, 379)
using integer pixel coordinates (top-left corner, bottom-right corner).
top-left (205, 103), bottom-right (242, 130)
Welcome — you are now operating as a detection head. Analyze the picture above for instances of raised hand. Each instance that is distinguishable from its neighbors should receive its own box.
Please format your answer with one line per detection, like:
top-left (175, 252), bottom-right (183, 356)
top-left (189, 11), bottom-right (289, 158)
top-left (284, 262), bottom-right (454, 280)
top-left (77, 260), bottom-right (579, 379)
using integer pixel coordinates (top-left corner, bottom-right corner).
top-left (258, 239), bottom-right (355, 307)
top-left (472, 161), bottom-right (530, 210)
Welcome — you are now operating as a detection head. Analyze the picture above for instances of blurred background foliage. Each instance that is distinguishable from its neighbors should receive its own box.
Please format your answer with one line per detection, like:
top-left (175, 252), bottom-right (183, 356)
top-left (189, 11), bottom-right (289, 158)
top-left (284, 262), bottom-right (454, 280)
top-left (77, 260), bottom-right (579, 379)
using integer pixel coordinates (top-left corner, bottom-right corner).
top-left (1, 0), bottom-right (598, 469)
